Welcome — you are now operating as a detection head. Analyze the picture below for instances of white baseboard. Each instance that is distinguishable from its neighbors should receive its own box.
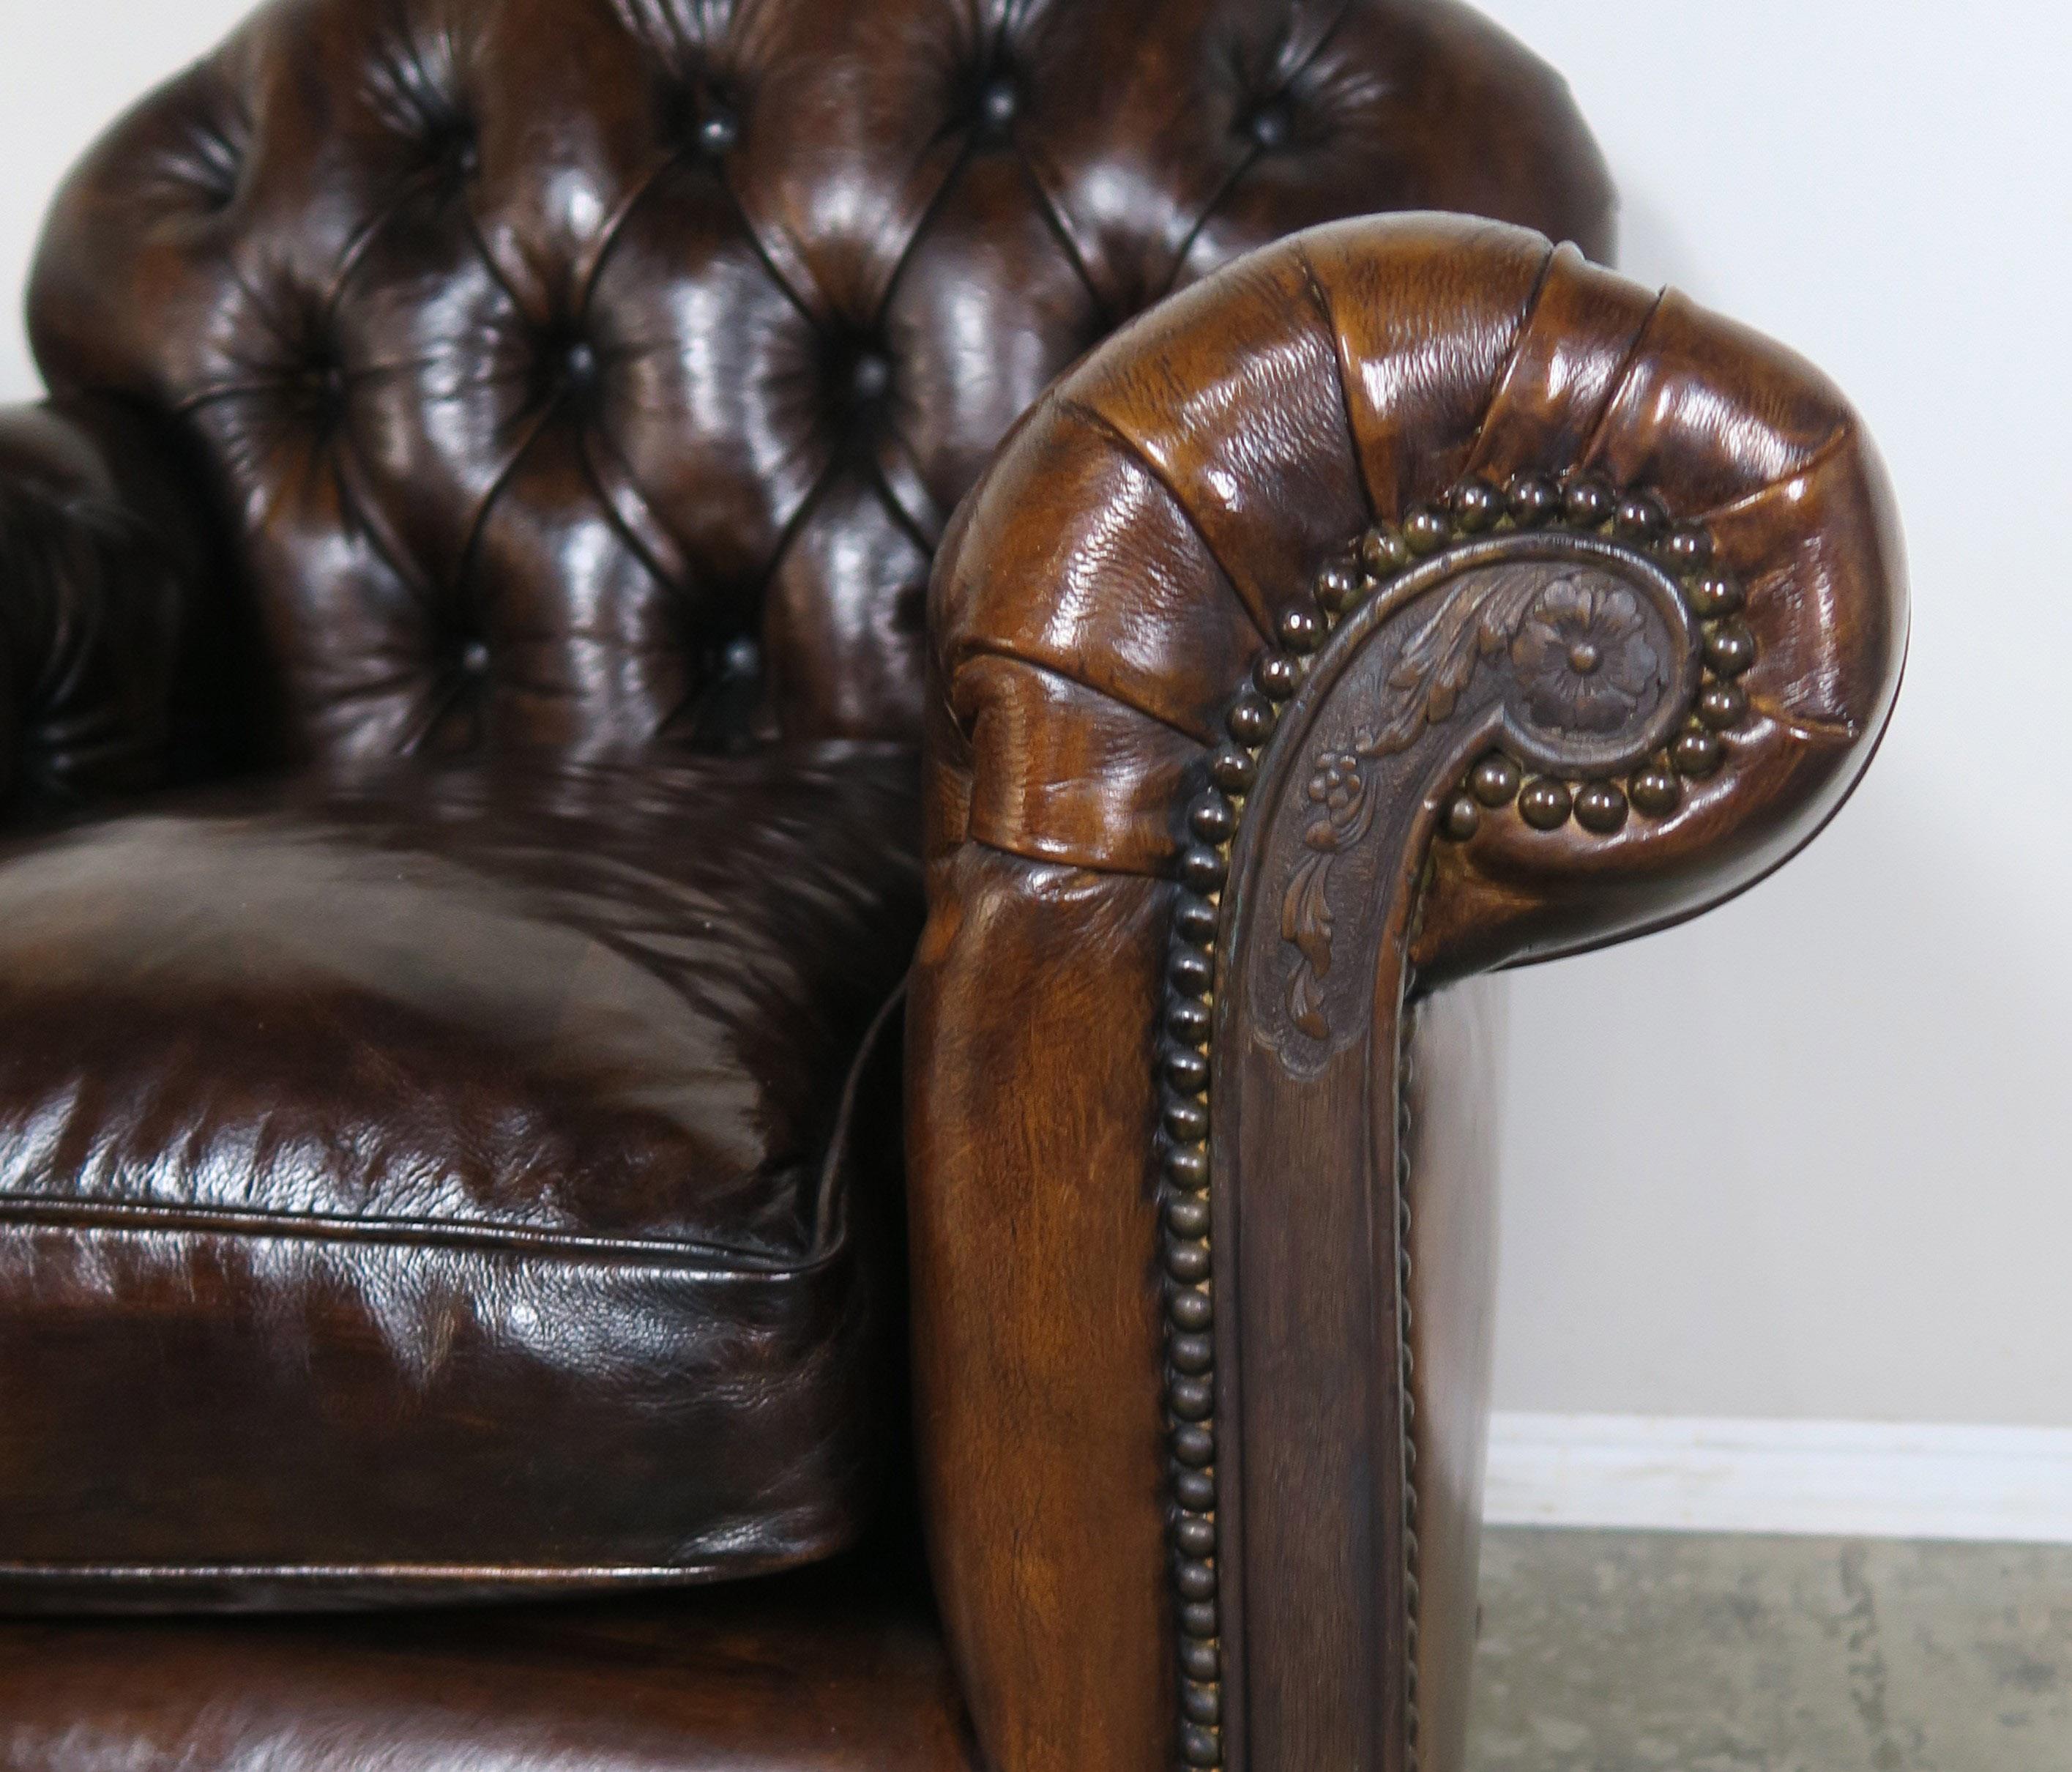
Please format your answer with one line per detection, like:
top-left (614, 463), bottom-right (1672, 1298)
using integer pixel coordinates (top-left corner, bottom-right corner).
top-left (1484, 1413), bottom-right (2072, 1544)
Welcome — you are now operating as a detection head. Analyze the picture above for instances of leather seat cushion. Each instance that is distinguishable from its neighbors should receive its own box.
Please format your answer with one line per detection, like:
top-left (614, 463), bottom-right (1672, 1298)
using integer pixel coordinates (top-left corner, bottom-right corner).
top-left (0, 1549), bottom-right (977, 1771)
top-left (0, 744), bottom-right (921, 1609)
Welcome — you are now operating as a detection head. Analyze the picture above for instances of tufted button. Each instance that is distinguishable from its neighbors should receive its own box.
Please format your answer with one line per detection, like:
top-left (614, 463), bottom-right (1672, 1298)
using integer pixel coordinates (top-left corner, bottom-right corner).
top-left (687, 634), bottom-right (768, 751)
top-left (428, 115), bottom-right (478, 178)
top-left (1245, 99), bottom-right (1293, 150)
top-left (534, 327), bottom-right (601, 411)
top-left (822, 332), bottom-right (895, 441)
top-left (977, 77), bottom-right (1018, 133)
top-left (458, 639), bottom-right (491, 678)
top-left (698, 107), bottom-right (739, 156)
top-left (289, 346), bottom-right (348, 426)
top-left (850, 351), bottom-right (891, 404)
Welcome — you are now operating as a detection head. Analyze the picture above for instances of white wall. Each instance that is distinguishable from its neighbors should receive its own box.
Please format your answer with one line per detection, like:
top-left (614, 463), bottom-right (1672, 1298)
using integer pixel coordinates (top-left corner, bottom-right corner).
top-left (0, 1), bottom-right (254, 398)
top-left (1478, 0), bottom-right (2072, 1429)
top-left (0, 4), bottom-right (2063, 1433)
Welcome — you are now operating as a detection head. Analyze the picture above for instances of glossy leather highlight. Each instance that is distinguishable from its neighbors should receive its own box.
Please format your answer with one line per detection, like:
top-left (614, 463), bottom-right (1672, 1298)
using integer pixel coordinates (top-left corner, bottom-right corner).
top-left (0, 1), bottom-right (1778, 1761)
top-left (0, 0), bottom-right (1624, 1626)
top-left (0, 398), bottom-right (215, 819)
top-left (26, 0), bottom-right (1613, 771)
top-left (0, 745), bottom-right (919, 1604)
top-left (912, 215), bottom-right (1904, 1770)
top-left (0, 1549), bottom-right (979, 1771)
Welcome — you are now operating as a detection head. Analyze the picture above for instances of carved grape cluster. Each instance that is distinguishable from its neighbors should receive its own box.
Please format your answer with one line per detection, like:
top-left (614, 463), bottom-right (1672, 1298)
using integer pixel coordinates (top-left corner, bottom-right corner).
top-left (1154, 468), bottom-right (1750, 1772)
top-left (1307, 748), bottom-right (1361, 813)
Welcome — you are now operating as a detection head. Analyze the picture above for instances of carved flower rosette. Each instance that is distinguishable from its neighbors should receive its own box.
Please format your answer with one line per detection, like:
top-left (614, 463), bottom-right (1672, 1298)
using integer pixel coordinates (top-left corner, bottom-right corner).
top-left (1253, 526), bottom-right (1703, 1075)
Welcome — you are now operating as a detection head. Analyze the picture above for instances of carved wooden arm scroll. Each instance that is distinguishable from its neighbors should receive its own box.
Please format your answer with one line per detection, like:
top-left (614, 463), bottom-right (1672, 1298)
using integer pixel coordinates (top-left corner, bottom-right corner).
top-left (910, 215), bottom-right (1905, 1772)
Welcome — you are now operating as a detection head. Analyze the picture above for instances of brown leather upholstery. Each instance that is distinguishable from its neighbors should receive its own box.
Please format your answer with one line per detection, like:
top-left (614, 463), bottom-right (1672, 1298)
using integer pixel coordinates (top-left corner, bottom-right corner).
top-left (0, 0), bottom-right (1625, 1626)
top-left (0, 745), bottom-right (918, 1604)
top-left (910, 217), bottom-right (1904, 1771)
top-left (25, 0), bottom-right (1611, 777)
top-left (0, 399), bottom-right (215, 816)
top-left (0, 1549), bottom-right (978, 1771)
top-left (0, 0), bottom-right (1914, 1765)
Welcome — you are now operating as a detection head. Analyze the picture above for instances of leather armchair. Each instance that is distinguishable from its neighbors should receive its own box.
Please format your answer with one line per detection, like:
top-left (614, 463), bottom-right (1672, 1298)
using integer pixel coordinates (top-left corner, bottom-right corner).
top-left (0, 396), bottom-right (215, 814)
top-left (912, 220), bottom-right (1902, 1772)
top-left (0, 3), bottom-right (1904, 1771)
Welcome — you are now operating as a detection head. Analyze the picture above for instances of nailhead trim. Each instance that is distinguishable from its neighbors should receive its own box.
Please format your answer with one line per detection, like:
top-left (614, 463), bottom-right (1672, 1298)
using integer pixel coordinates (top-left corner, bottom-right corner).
top-left (1155, 471), bottom-right (1740, 1771)
top-left (1428, 474), bottom-right (1751, 846)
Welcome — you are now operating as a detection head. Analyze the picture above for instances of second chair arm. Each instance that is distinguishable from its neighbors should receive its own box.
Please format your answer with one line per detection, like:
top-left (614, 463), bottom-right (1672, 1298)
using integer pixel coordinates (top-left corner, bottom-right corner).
top-left (908, 214), bottom-right (1905, 1772)
top-left (0, 395), bottom-right (219, 824)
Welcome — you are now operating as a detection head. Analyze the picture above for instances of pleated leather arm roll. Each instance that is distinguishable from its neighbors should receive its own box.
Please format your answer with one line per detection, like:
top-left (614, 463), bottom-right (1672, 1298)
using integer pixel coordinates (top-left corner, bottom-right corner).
top-left (0, 398), bottom-right (217, 822)
top-left (909, 214), bottom-right (1906, 1772)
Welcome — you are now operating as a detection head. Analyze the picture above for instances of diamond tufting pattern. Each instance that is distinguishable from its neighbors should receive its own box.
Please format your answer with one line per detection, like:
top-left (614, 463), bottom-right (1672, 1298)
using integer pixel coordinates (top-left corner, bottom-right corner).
top-left (24, 0), bottom-right (1613, 771)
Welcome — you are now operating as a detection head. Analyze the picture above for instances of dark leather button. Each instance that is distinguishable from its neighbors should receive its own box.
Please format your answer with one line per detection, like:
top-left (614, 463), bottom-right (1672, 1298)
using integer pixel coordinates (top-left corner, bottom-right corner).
top-left (978, 78), bottom-right (1018, 132)
top-left (291, 351), bottom-right (346, 423)
top-left (1247, 100), bottom-right (1292, 149)
top-left (850, 350), bottom-right (891, 403)
top-left (458, 639), bottom-right (491, 677)
top-left (698, 107), bottom-right (739, 155)
top-left (431, 117), bottom-right (477, 175)
top-left (563, 339), bottom-right (597, 390)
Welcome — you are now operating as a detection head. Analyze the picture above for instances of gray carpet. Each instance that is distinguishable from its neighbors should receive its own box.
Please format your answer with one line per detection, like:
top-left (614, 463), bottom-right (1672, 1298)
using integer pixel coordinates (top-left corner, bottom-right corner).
top-left (1468, 1529), bottom-right (2072, 1771)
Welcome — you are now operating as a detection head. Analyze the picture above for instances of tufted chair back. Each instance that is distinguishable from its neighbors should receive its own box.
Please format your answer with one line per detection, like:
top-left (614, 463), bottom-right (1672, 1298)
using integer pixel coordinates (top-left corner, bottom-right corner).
top-left (26, 0), bottom-right (1611, 768)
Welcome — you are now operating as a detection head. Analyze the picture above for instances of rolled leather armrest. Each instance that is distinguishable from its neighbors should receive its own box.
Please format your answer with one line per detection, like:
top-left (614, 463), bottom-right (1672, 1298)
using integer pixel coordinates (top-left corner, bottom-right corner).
top-left (909, 214), bottom-right (1904, 1772)
top-left (0, 395), bottom-right (214, 821)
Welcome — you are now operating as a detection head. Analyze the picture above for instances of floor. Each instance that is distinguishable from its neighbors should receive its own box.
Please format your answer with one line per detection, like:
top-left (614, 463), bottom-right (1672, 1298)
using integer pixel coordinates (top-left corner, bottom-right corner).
top-left (1467, 1529), bottom-right (2072, 1771)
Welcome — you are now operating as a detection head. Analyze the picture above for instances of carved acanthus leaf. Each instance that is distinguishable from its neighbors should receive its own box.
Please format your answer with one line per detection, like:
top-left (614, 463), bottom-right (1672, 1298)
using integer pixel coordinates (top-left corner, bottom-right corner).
top-left (1280, 565), bottom-right (1552, 1036)
top-left (1369, 562), bottom-right (1552, 756)
top-left (1278, 558), bottom-right (1687, 1046)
